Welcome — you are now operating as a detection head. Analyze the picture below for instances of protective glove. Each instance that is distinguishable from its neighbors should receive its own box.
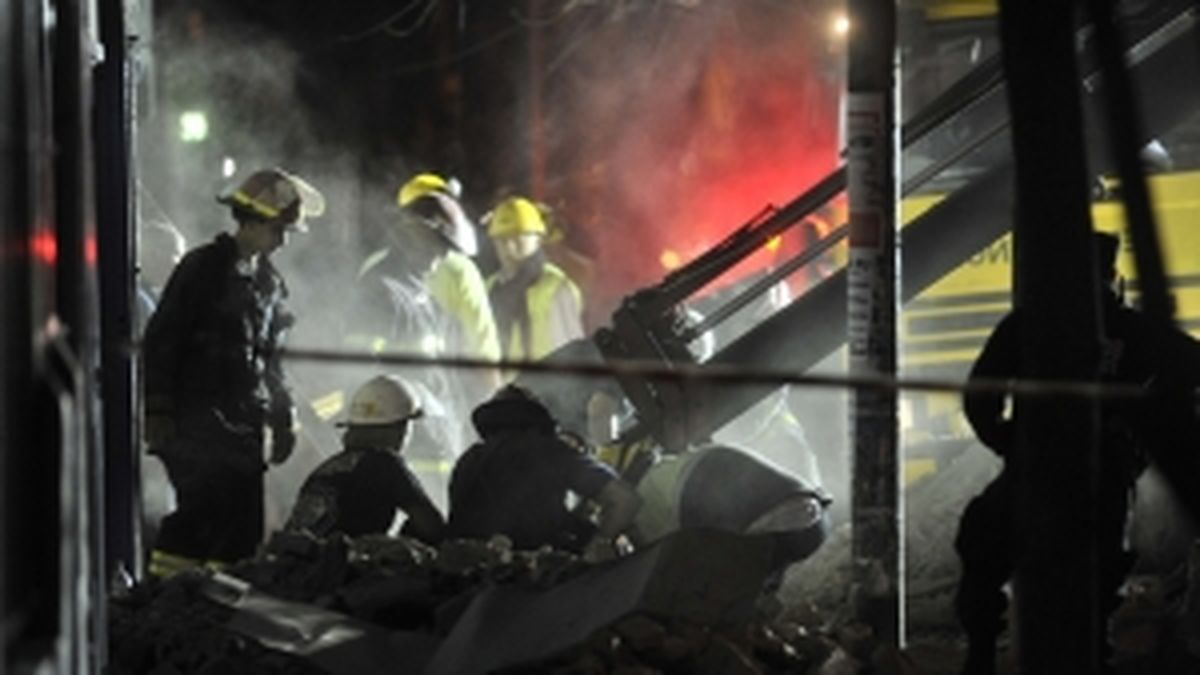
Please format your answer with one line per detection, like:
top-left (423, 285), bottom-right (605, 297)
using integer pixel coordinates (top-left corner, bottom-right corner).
top-left (144, 414), bottom-right (175, 452)
top-left (268, 406), bottom-right (297, 465)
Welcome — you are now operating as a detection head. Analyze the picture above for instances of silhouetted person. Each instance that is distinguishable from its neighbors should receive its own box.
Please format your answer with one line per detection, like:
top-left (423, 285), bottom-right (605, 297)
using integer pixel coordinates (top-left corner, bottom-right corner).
top-left (447, 385), bottom-right (640, 561)
top-left (955, 231), bottom-right (1198, 673)
top-left (136, 219), bottom-right (188, 552)
top-left (144, 168), bottom-right (324, 575)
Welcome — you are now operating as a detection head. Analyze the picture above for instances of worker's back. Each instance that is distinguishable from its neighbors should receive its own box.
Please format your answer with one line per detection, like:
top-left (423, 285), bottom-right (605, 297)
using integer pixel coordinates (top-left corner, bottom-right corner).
top-left (287, 445), bottom-right (438, 541)
top-left (447, 392), bottom-right (616, 551)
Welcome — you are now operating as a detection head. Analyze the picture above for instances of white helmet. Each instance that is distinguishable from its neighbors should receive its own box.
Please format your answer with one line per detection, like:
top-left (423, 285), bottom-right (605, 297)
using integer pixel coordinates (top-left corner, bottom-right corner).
top-left (218, 167), bottom-right (326, 232)
top-left (343, 375), bottom-right (423, 426)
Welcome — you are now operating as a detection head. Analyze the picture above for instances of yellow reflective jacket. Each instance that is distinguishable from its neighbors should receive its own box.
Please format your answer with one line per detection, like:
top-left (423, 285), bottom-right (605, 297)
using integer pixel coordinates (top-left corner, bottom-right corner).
top-left (488, 262), bottom-right (584, 361)
top-left (428, 251), bottom-right (502, 361)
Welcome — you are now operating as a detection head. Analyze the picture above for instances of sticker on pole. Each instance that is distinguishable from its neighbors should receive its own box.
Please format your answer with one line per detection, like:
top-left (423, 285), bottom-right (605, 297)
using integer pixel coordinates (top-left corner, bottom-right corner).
top-left (847, 93), bottom-right (888, 250)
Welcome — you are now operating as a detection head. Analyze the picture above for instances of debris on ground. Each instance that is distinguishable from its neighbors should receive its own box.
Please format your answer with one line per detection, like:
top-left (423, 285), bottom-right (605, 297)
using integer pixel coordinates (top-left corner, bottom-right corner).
top-left (110, 519), bottom-right (1200, 674)
top-left (109, 530), bottom-right (876, 674)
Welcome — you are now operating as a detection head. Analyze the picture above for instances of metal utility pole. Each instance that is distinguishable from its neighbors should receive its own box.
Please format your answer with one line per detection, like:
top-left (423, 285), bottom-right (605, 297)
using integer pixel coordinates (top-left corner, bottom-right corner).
top-left (999, 0), bottom-right (1103, 671)
top-left (1086, 0), bottom-right (1172, 324)
top-left (97, 0), bottom-right (140, 584)
top-left (845, 0), bottom-right (902, 645)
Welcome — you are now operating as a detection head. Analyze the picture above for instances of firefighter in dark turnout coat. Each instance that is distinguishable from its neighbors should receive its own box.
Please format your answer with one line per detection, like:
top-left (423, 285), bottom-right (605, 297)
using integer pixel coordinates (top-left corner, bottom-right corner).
top-left (448, 386), bottom-right (640, 561)
top-left (144, 168), bottom-right (324, 575)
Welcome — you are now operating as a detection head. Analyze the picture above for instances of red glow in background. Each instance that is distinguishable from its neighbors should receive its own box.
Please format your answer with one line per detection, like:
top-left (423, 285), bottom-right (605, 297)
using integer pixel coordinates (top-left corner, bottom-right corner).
top-left (548, 4), bottom-right (842, 324)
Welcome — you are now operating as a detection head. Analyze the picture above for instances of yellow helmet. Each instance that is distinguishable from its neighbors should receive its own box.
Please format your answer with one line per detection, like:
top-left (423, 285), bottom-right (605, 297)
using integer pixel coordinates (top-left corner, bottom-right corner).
top-left (487, 196), bottom-right (546, 238)
top-left (395, 173), bottom-right (477, 255)
top-left (397, 173), bottom-right (461, 208)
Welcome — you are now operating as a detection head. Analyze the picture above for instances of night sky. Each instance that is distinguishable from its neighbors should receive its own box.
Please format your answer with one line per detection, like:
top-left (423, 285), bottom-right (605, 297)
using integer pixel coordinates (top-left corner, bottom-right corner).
top-left (145, 0), bottom-right (845, 323)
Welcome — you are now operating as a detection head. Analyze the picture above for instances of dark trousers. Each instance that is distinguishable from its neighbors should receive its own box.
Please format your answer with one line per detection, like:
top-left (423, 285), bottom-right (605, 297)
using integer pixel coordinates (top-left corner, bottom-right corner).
top-left (154, 419), bottom-right (266, 564)
top-left (955, 471), bottom-right (1134, 672)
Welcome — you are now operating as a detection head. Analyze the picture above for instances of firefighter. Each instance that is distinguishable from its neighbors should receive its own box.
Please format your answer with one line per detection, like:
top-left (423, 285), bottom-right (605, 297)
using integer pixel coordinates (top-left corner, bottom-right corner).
top-left (136, 220), bottom-right (188, 549)
top-left (143, 167), bottom-right (324, 576)
top-left (399, 173), bottom-right (502, 376)
top-left (955, 231), bottom-right (1200, 674)
top-left (352, 174), bottom-right (499, 404)
top-left (285, 374), bottom-right (445, 543)
top-left (345, 175), bottom-right (481, 516)
top-left (447, 385), bottom-right (641, 561)
top-left (357, 172), bottom-right (477, 304)
top-left (485, 196), bottom-right (585, 361)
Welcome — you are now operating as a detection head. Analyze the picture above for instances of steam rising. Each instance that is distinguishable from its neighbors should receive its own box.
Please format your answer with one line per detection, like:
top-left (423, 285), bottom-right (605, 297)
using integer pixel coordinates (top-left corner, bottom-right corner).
top-left (539, 2), bottom-right (841, 315)
top-left (138, 3), bottom-right (469, 523)
top-left (138, 0), bottom-right (846, 532)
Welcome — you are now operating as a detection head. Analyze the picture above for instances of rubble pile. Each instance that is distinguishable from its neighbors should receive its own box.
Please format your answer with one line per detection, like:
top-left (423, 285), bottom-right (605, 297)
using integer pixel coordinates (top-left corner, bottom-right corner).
top-left (112, 514), bottom-right (1200, 673)
top-left (108, 573), bottom-right (326, 675)
top-left (112, 530), bottom-right (929, 674)
top-left (226, 532), bottom-right (590, 631)
top-left (520, 614), bottom-right (843, 674)
top-left (780, 448), bottom-right (1001, 637)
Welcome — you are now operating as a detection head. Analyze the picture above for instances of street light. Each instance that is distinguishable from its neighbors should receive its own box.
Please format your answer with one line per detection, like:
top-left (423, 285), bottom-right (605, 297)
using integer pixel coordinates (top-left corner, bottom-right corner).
top-left (179, 111), bottom-right (209, 143)
top-left (832, 13), bottom-right (851, 38)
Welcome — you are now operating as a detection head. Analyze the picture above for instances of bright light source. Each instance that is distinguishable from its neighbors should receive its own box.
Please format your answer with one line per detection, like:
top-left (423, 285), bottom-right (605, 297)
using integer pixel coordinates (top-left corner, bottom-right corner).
top-left (179, 111), bottom-right (209, 143)
top-left (660, 249), bottom-right (682, 270)
top-left (832, 14), bottom-right (851, 37)
top-left (765, 235), bottom-right (783, 252)
top-left (420, 334), bottom-right (442, 355)
top-left (222, 157), bottom-right (237, 178)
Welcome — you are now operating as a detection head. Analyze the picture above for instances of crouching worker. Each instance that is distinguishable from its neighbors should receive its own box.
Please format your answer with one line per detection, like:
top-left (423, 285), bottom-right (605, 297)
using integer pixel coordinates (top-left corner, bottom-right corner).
top-left (447, 386), bottom-right (641, 561)
top-left (606, 443), bottom-right (831, 574)
top-left (285, 375), bottom-right (446, 544)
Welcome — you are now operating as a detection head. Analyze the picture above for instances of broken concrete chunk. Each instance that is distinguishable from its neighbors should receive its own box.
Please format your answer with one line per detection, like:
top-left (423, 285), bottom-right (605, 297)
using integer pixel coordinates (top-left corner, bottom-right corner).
top-left (204, 572), bottom-right (440, 675)
top-left (832, 620), bottom-right (877, 660)
top-left (436, 537), bottom-right (512, 575)
top-left (813, 646), bottom-right (865, 675)
top-left (263, 529), bottom-right (325, 559)
top-left (693, 634), bottom-right (763, 675)
top-left (350, 533), bottom-right (436, 569)
top-left (654, 635), bottom-right (694, 664)
top-left (336, 573), bottom-right (435, 616)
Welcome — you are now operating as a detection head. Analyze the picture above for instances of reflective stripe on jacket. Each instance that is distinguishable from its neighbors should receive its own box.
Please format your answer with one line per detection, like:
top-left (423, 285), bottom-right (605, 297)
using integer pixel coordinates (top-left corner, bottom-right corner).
top-left (489, 262), bottom-right (583, 361)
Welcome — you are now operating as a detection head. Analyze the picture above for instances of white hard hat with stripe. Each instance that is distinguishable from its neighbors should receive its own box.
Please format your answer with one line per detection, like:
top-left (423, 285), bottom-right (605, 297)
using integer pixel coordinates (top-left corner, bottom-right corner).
top-left (219, 168), bottom-right (326, 232)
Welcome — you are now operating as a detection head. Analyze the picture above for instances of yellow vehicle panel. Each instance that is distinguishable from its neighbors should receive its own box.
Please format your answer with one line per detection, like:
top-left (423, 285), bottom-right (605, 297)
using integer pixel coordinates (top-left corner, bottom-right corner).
top-left (903, 171), bottom-right (1200, 374)
top-left (897, 170), bottom-right (1200, 446)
